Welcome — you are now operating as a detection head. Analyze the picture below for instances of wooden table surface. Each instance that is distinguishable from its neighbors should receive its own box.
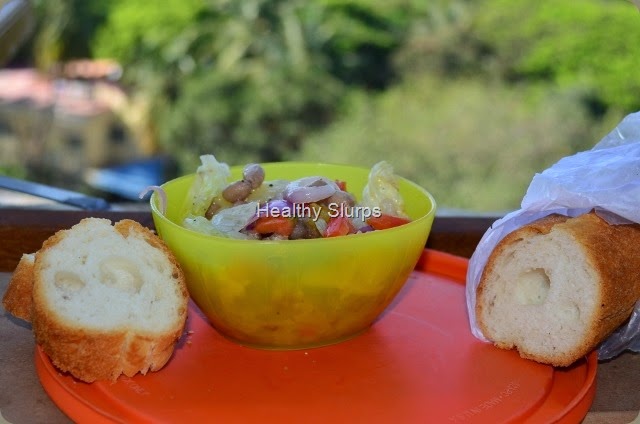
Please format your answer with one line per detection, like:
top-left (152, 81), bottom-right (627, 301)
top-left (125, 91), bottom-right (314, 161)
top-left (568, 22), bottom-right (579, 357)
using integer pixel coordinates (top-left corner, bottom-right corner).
top-left (0, 207), bottom-right (638, 423)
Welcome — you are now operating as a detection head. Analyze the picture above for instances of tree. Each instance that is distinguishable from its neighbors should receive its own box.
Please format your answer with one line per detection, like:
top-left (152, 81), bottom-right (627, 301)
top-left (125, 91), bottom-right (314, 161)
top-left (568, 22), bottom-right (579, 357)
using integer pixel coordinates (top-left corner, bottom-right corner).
top-left (15, 0), bottom-right (111, 70)
top-left (92, 0), bottom-right (432, 171)
top-left (471, 0), bottom-right (640, 113)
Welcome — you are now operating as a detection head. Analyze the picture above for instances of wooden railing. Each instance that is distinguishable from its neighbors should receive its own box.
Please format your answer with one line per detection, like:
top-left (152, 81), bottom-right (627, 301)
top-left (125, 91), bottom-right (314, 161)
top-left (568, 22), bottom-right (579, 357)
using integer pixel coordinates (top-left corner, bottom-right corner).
top-left (0, 207), bottom-right (499, 272)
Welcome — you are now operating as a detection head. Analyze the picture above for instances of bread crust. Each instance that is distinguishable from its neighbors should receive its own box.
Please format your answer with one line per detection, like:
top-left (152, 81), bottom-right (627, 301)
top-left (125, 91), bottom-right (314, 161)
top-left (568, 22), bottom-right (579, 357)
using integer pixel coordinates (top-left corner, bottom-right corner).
top-left (477, 211), bottom-right (640, 367)
top-left (5, 218), bottom-right (189, 383)
top-left (2, 253), bottom-right (36, 322)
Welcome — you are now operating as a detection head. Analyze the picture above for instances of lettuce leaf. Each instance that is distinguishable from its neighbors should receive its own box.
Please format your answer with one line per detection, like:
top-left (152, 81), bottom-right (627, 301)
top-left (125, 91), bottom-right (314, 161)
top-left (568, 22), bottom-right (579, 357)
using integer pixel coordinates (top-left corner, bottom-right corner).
top-left (182, 154), bottom-right (231, 219)
top-left (183, 202), bottom-right (260, 239)
top-left (361, 161), bottom-right (408, 218)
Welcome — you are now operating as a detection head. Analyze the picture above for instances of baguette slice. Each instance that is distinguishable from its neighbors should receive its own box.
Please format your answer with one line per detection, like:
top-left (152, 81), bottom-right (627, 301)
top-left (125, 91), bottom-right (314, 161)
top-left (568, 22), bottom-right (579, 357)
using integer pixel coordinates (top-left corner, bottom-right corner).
top-left (2, 218), bottom-right (189, 382)
top-left (476, 211), bottom-right (640, 367)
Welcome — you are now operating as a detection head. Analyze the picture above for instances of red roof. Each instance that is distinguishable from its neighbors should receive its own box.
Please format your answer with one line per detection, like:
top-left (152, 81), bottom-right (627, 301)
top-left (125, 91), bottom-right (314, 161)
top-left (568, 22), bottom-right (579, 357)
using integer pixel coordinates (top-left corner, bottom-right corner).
top-left (0, 65), bottom-right (123, 116)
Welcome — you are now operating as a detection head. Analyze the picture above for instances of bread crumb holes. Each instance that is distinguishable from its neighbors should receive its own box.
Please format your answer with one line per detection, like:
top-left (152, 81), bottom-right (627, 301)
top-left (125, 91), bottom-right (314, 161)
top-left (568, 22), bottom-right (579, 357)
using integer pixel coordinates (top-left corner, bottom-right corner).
top-left (515, 268), bottom-right (550, 305)
top-left (99, 256), bottom-right (143, 294)
top-left (55, 271), bottom-right (86, 292)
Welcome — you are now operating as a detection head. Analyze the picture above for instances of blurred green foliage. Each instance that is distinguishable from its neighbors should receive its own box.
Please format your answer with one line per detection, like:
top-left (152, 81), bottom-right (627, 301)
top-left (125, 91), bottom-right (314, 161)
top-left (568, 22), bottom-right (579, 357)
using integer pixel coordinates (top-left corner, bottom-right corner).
top-left (13, 0), bottom-right (640, 210)
top-left (92, 0), bottom-right (419, 168)
top-left (291, 75), bottom-right (620, 210)
top-left (13, 0), bottom-right (110, 69)
top-left (471, 0), bottom-right (640, 113)
top-left (0, 165), bottom-right (27, 179)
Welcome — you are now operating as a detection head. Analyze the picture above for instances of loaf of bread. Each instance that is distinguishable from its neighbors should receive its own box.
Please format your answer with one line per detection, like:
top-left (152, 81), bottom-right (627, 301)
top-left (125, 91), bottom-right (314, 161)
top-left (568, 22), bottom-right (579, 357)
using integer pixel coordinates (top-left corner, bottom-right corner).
top-left (476, 211), bottom-right (640, 367)
top-left (2, 218), bottom-right (189, 382)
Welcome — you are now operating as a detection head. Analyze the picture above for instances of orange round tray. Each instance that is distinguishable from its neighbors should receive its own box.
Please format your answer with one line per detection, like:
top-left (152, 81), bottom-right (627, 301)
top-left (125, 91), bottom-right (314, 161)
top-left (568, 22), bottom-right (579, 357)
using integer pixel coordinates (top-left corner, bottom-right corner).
top-left (35, 250), bottom-right (596, 424)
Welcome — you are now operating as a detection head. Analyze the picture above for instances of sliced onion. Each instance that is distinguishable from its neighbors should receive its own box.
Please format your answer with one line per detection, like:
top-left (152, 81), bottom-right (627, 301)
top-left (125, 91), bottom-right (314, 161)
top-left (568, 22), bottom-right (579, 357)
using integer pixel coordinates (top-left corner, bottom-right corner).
top-left (283, 177), bottom-right (337, 204)
top-left (315, 218), bottom-right (328, 236)
top-left (357, 225), bottom-right (375, 233)
top-left (139, 185), bottom-right (167, 215)
top-left (212, 201), bottom-right (260, 234)
top-left (256, 199), bottom-right (294, 217)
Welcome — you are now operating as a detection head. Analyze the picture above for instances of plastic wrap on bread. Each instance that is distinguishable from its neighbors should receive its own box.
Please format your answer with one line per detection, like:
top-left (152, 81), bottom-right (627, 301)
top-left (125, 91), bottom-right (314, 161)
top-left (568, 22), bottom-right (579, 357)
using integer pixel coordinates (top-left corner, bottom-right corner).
top-left (467, 111), bottom-right (640, 363)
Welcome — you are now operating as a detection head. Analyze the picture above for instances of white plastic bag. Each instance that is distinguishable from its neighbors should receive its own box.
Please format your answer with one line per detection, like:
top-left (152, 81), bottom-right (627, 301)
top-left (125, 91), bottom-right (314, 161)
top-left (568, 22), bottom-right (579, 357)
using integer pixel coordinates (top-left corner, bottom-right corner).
top-left (466, 111), bottom-right (640, 360)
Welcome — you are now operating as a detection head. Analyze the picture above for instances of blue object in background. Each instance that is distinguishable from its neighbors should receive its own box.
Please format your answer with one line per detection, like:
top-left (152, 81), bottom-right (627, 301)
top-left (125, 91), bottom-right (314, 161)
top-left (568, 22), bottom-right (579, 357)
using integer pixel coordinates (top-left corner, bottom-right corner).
top-left (84, 156), bottom-right (177, 201)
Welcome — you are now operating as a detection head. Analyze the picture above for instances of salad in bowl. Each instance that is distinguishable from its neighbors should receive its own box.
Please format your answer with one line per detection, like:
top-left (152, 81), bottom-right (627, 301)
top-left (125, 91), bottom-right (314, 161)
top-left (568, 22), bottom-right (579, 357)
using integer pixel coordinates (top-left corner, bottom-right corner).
top-left (173, 154), bottom-right (413, 241)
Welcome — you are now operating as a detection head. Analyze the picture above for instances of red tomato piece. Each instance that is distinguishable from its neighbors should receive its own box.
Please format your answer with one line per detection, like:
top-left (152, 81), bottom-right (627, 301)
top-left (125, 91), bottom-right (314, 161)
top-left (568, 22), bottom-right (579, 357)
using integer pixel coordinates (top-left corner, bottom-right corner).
top-left (335, 180), bottom-right (347, 191)
top-left (366, 214), bottom-right (411, 230)
top-left (325, 216), bottom-right (354, 237)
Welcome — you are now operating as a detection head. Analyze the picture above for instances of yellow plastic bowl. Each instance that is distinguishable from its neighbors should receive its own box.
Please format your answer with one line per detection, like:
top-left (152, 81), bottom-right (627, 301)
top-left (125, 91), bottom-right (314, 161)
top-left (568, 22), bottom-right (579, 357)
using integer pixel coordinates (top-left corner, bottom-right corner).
top-left (151, 162), bottom-right (436, 349)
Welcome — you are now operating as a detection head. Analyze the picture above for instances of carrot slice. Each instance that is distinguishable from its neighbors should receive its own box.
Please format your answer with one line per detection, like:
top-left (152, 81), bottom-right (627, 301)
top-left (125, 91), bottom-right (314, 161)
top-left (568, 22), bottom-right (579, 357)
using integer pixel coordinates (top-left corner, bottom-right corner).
top-left (253, 216), bottom-right (295, 236)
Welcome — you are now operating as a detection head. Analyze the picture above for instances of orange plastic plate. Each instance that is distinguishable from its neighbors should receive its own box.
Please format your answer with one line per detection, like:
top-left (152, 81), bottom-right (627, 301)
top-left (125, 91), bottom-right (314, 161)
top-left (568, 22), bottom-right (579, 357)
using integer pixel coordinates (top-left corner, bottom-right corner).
top-left (35, 250), bottom-right (596, 424)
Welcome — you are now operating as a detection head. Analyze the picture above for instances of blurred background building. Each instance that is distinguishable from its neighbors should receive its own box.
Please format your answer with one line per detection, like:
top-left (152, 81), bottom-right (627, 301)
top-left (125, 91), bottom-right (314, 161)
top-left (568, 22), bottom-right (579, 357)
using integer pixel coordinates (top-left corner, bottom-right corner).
top-left (0, 64), bottom-right (133, 172)
top-left (0, 0), bottom-right (172, 202)
top-left (0, 62), bottom-right (170, 200)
